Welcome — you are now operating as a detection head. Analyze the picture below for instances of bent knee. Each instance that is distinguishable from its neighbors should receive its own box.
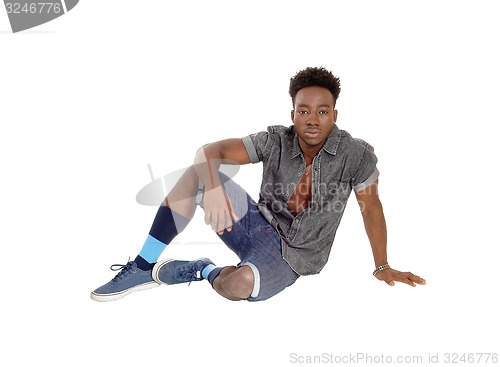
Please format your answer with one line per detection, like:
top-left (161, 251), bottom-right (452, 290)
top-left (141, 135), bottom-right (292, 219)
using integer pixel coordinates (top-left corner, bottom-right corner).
top-left (221, 265), bottom-right (254, 299)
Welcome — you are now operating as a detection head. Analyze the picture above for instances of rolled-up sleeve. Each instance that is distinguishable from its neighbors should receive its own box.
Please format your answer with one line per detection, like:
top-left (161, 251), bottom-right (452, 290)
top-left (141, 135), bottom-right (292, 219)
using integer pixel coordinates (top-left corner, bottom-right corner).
top-left (242, 128), bottom-right (274, 163)
top-left (352, 140), bottom-right (379, 192)
top-left (242, 135), bottom-right (260, 163)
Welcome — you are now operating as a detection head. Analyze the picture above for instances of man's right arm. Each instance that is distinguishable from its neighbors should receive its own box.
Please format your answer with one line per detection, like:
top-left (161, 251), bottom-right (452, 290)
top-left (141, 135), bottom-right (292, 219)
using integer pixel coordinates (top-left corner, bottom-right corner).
top-left (193, 138), bottom-right (251, 190)
top-left (193, 138), bottom-right (252, 234)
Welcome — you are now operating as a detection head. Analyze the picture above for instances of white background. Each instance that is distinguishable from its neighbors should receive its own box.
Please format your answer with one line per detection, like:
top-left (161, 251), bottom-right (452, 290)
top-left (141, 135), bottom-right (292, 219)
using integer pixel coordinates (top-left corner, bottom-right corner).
top-left (1, 1), bottom-right (499, 366)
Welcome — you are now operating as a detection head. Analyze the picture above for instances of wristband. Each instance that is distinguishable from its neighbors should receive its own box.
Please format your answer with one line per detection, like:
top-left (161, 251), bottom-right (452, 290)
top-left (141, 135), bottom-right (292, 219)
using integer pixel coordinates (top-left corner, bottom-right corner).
top-left (373, 264), bottom-right (390, 276)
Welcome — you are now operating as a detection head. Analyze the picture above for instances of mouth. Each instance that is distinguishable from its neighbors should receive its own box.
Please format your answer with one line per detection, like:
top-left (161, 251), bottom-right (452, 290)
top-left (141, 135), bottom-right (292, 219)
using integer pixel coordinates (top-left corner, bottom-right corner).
top-left (304, 129), bottom-right (321, 138)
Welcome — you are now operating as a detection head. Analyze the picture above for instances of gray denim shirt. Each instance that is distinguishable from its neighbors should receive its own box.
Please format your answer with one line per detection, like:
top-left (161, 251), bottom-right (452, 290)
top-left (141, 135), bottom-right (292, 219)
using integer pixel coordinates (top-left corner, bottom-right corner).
top-left (242, 124), bottom-right (379, 276)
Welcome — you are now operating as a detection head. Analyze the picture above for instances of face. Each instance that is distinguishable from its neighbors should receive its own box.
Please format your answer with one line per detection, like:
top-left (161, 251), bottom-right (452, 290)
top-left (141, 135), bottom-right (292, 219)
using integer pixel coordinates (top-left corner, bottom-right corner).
top-left (291, 86), bottom-right (338, 153)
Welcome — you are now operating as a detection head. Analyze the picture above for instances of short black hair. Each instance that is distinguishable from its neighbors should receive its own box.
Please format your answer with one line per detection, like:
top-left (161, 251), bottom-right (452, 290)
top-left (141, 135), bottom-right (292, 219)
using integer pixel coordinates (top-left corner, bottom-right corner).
top-left (289, 67), bottom-right (341, 106)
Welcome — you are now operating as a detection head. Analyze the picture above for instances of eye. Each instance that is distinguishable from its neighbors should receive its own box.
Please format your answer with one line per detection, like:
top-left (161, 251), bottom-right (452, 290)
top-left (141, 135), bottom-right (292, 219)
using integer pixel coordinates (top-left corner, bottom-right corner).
top-left (298, 110), bottom-right (309, 115)
top-left (319, 110), bottom-right (328, 115)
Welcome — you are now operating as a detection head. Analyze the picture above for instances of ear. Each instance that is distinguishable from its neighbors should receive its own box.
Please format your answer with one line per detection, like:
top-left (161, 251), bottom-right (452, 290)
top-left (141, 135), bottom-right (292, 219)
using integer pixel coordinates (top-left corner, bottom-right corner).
top-left (290, 109), bottom-right (295, 122)
top-left (333, 109), bottom-right (338, 123)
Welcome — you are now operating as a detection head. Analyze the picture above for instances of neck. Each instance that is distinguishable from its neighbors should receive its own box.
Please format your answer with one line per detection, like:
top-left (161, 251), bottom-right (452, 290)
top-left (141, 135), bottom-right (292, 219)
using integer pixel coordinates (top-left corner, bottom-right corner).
top-left (298, 141), bottom-right (322, 165)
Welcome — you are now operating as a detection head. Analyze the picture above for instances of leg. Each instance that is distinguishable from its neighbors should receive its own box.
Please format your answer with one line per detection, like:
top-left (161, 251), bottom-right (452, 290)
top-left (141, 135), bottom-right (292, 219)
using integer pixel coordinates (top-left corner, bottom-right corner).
top-left (217, 224), bottom-right (300, 302)
top-left (147, 172), bottom-right (299, 301)
top-left (163, 165), bottom-right (200, 219)
top-left (210, 176), bottom-right (300, 301)
top-left (151, 173), bottom-right (263, 299)
top-left (212, 265), bottom-right (254, 301)
top-left (135, 166), bottom-right (201, 269)
top-left (91, 166), bottom-right (203, 302)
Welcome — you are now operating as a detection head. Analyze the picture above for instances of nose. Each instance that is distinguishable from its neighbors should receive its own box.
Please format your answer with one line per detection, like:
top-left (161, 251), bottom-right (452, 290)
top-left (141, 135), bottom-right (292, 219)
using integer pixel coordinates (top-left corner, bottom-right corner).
top-left (306, 114), bottom-right (319, 126)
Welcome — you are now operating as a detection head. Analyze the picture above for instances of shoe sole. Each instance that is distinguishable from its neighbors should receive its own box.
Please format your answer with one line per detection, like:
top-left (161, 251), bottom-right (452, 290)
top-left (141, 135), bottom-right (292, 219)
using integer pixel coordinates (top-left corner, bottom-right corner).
top-left (90, 281), bottom-right (160, 302)
top-left (152, 259), bottom-right (175, 285)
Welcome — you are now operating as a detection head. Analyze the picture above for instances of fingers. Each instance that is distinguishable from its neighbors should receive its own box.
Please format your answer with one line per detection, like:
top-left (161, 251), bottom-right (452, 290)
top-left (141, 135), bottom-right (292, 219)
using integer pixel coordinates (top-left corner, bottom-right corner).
top-left (394, 272), bottom-right (425, 287)
top-left (218, 209), bottom-right (233, 235)
top-left (203, 188), bottom-right (238, 235)
top-left (204, 208), bottom-right (211, 226)
top-left (207, 210), bottom-right (230, 235)
top-left (222, 199), bottom-right (240, 234)
top-left (205, 207), bottom-right (236, 235)
top-left (216, 198), bottom-right (239, 235)
top-left (229, 201), bottom-right (239, 223)
top-left (222, 199), bottom-right (236, 233)
top-left (381, 270), bottom-right (426, 287)
top-left (396, 271), bottom-right (426, 286)
top-left (406, 272), bottom-right (426, 285)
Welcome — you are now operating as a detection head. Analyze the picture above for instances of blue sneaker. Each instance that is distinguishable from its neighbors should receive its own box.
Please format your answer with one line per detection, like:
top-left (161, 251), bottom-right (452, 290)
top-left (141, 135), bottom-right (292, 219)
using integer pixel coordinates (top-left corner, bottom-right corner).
top-left (91, 260), bottom-right (160, 302)
top-left (152, 258), bottom-right (214, 285)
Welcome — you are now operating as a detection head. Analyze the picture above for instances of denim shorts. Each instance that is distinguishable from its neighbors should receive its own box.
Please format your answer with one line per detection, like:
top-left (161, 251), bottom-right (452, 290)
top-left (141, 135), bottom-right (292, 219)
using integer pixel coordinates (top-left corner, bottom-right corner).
top-left (198, 174), bottom-right (300, 301)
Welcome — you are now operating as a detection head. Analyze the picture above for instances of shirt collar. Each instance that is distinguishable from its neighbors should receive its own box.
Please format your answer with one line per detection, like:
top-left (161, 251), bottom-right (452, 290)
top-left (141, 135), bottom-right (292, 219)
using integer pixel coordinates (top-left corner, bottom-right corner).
top-left (290, 124), bottom-right (342, 159)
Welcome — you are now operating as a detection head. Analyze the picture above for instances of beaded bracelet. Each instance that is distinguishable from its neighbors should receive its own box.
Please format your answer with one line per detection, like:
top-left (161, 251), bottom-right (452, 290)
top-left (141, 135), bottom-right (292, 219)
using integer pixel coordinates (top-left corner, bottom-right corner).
top-left (373, 264), bottom-right (390, 276)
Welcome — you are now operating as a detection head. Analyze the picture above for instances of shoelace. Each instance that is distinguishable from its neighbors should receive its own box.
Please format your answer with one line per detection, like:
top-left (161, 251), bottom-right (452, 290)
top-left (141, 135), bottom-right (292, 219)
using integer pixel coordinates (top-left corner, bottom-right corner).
top-left (110, 258), bottom-right (136, 281)
top-left (177, 260), bottom-right (203, 283)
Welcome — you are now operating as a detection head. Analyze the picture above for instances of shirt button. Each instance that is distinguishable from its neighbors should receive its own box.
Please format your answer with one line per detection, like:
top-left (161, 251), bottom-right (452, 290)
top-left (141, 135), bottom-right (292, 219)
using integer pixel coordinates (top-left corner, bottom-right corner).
top-left (297, 172), bottom-right (301, 176)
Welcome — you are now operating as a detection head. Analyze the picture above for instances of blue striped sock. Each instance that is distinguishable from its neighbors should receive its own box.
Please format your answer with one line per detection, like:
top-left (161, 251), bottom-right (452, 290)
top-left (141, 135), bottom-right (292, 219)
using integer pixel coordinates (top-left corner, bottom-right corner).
top-left (134, 205), bottom-right (190, 270)
top-left (205, 266), bottom-right (223, 285)
top-left (202, 264), bottom-right (216, 279)
top-left (138, 235), bottom-right (167, 264)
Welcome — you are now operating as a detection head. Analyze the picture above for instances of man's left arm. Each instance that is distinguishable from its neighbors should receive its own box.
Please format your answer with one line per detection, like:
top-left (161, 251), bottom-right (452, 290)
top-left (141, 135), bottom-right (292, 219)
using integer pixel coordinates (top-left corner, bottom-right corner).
top-left (355, 179), bottom-right (426, 287)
